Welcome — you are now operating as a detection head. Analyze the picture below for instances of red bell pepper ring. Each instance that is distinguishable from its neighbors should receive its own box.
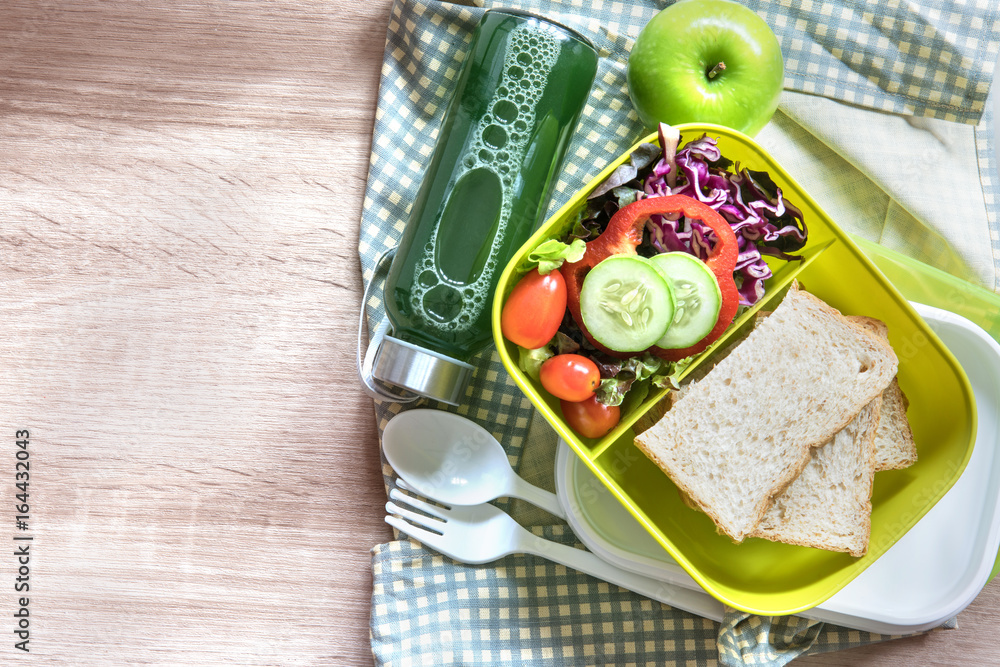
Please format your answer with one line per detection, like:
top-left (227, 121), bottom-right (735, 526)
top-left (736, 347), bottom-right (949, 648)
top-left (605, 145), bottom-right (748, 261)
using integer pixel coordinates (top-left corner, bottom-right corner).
top-left (560, 194), bottom-right (740, 361)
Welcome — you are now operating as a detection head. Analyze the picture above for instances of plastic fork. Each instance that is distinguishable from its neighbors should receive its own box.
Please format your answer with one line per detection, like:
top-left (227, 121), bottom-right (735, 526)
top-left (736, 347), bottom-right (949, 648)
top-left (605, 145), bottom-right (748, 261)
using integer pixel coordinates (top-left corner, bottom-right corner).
top-left (385, 482), bottom-right (724, 620)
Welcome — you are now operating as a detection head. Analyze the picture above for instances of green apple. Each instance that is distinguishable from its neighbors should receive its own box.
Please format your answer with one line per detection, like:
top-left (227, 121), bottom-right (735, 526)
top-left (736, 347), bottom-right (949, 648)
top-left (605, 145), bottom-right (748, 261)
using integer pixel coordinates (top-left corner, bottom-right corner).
top-left (627, 0), bottom-right (784, 136)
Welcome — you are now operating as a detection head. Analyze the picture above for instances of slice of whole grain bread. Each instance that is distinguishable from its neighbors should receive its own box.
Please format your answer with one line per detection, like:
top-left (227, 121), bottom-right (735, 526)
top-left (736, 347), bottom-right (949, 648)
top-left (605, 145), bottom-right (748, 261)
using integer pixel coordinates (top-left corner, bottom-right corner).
top-left (847, 317), bottom-right (917, 471)
top-left (872, 378), bottom-right (917, 470)
top-left (751, 399), bottom-right (881, 556)
top-left (634, 288), bottom-right (898, 542)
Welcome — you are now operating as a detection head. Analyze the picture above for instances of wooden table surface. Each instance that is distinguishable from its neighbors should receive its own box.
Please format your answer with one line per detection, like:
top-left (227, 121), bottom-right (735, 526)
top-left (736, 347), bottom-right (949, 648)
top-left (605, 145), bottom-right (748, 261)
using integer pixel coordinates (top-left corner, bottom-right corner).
top-left (1, 1), bottom-right (998, 664)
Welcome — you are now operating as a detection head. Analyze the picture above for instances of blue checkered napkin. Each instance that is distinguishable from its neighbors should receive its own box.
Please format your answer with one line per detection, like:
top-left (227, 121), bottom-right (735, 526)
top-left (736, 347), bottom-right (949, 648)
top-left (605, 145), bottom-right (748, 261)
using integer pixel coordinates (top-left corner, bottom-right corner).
top-left (370, 537), bottom-right (724, 666)
top-left (975, 88), bottom-right (1000, 292)
top-left (361, 1), bottom-right (997, 664)
top-left (749, 0), bottom-right (1000, 124)
top-left (370, 535), bottom-right (913, 666)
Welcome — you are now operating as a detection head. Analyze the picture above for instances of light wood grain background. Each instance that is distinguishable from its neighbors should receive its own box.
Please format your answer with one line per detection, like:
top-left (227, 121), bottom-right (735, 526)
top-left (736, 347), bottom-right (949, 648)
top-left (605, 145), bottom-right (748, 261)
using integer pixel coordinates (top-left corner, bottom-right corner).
top-left (1, 1), bottom-right (998, 664)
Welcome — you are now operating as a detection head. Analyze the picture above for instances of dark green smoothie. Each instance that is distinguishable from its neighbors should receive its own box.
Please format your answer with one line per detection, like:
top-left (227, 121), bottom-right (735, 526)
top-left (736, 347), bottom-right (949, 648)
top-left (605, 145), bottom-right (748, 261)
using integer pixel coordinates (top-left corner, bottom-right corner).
top-left (383, 10), bottom-right (598, 361)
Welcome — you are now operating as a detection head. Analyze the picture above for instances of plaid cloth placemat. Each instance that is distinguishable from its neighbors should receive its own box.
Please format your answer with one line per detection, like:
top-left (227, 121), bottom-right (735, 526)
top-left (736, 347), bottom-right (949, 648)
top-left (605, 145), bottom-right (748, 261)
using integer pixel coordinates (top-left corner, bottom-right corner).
top-left (360, 1), bottom-right (999, 664)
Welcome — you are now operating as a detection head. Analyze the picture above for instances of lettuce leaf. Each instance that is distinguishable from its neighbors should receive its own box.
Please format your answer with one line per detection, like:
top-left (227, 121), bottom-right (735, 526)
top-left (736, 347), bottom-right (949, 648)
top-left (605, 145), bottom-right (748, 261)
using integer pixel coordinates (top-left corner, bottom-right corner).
top-left (517, 345), bottom-right (553, 381)
top-left (595, 353), bottom-right (692, 407)
top-left (527, 238), bottom-right (586, 275)
top-left (596, 353), bottom-right (664, 406)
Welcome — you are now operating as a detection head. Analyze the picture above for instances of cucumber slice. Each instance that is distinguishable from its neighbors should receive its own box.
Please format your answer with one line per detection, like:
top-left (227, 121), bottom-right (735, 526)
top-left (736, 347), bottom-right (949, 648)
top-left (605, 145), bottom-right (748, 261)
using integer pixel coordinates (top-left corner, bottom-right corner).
top-left (649, 252), bottom-right (722, 349)
top-left (580, 255), bottom-right (674, 353)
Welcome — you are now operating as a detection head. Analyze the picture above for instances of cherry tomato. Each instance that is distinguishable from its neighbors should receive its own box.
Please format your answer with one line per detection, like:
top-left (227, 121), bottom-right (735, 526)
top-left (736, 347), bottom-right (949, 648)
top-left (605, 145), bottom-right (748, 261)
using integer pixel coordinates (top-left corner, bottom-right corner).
top-left (561, 396), bottom-right (620, 439)
top-left (500, 268), bottom-right (567, 349)
top-left (539, 354), bottom-right (600, 402)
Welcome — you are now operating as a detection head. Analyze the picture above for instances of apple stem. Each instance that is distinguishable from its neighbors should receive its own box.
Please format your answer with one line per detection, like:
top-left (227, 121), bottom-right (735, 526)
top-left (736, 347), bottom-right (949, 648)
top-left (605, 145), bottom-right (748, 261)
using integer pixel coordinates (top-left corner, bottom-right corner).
top-left (706, 61), bottom-right (727, 80)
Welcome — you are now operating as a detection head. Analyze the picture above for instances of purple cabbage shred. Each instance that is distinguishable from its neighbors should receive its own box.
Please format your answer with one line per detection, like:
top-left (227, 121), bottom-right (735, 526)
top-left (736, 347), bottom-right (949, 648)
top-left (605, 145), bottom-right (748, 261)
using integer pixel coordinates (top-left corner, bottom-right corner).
top-left (639, 130), bottom-right (807, 306)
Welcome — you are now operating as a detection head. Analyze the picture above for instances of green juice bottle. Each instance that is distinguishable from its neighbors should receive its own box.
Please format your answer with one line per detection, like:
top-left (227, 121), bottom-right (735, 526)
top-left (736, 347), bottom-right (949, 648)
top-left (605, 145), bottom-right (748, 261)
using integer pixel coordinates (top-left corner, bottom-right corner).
top-left (372, 10), bottom-right (597, 405)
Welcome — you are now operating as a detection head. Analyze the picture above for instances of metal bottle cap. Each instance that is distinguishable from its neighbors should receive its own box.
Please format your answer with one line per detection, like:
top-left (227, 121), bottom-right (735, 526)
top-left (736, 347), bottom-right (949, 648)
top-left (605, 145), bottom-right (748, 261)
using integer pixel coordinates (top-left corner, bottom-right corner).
top-left (372, 335), bottom-right (474, 407)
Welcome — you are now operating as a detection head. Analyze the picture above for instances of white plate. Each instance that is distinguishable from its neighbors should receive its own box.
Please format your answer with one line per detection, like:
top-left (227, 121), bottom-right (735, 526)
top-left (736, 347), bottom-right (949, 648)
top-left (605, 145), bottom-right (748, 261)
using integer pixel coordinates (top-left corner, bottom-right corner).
top-left (554, 302), bottom-right (1000, 633)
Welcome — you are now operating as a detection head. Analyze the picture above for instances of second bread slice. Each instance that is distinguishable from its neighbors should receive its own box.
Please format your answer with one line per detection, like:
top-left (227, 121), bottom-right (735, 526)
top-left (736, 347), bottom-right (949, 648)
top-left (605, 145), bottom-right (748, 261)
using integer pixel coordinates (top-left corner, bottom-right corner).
top-left (751, 399), bottom-right (881, 556)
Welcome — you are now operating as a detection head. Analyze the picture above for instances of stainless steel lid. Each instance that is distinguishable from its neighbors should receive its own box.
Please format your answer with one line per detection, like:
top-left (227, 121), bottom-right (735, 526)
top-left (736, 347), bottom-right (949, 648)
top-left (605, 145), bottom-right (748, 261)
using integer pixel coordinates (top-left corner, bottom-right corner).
top-left (372, 335), bottom-right (474, 407)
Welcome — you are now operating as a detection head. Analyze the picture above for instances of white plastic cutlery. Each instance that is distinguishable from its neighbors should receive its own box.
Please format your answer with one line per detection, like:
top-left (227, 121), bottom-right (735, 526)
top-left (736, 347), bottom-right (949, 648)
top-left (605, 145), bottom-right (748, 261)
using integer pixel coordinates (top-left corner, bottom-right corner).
top-left (381, 409), bottom-right (566, 519)
top-left (385, 482), bottom-right (725, 621)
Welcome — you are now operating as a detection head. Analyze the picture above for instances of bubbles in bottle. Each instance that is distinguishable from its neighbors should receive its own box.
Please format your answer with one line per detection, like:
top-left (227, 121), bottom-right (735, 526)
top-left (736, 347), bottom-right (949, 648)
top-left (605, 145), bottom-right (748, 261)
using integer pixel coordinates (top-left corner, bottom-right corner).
top-left (409, 23), bottom-right (562, 335)
top-left (422, 284), bottom-right (463, 324)
top-left (482, 125), bottom-right (508, 149)
top-left (493, 99), bottom-right (518, 124)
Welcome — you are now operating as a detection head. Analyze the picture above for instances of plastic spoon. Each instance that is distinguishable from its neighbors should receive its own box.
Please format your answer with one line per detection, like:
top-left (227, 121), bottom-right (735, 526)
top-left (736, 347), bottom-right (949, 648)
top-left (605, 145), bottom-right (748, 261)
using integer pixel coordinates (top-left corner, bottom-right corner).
top-left (381, 409), bottom-right (567, 519)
